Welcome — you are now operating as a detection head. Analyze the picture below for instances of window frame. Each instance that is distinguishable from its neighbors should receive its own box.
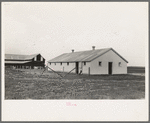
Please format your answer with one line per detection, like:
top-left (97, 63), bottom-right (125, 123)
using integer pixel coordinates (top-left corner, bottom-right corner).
top-left (118, 62), bottom-right (121, 67)
top-left (99, 61), bottom-right (102, 66)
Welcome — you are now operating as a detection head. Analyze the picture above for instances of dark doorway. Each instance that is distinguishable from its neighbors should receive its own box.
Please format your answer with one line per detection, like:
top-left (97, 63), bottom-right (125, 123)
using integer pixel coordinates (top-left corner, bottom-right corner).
top-left (76, 62), bottom-right (79, 74)
top-left (108, 62), bottom-right (113, 75)
top-left (37, 54), bottom-right (41, 61)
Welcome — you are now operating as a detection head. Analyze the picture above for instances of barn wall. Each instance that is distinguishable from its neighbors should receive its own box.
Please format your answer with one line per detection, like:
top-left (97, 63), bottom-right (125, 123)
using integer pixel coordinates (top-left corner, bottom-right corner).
top-left (48, 62), bottom-right (76, 73)
top-left (82, 62), bottom-right (91, 74)
top-left (48, 61), bottom-right (92, 74)
top-left (90, 50), bottom-right (127, 74)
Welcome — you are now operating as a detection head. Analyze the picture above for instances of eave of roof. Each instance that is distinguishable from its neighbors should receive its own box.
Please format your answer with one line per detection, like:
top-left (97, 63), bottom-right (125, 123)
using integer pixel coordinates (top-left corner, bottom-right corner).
top-left (111, 48), bottom-right (128, 63)
top-left (5, 61), bottom-right (31, 64)
top-left (5, 53), bottom-right (40, 60)
top-left (48, 48), bottom-right (128, 63)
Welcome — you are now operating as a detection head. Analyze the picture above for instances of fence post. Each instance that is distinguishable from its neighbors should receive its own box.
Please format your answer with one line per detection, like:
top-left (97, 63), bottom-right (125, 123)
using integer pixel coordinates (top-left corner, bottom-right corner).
top-left (88, 67), bottom-right (90, 76)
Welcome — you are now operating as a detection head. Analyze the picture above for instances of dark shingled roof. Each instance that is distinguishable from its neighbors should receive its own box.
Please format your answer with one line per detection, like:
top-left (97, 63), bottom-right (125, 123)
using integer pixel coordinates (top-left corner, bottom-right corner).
top-left (48, 48), bottom-right (128, 63)
top-left (5, 53), bottom-right (40, 60)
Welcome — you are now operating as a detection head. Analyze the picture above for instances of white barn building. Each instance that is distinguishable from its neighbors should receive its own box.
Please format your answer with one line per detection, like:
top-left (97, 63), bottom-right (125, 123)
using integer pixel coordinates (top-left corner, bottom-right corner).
top-left (48, 47), bottom-right (128, 75)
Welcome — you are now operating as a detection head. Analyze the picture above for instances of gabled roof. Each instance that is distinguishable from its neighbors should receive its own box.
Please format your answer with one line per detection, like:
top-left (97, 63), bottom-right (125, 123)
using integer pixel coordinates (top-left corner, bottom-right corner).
top-left (48, 48), bottom-right (128, 63)
top-left (5, 53), bottom-right (40, 60)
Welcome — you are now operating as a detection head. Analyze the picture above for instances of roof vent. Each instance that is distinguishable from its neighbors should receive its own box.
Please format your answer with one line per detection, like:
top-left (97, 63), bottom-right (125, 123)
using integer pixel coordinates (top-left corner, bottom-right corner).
top-left (92, 46), bottom-right (95, 50)
top-left (72, 49), bottom-right (74, 53)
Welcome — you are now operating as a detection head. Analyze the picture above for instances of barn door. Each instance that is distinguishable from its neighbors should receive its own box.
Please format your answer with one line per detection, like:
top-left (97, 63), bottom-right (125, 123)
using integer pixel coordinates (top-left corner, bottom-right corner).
top-left (76, 62), bottom-right (79, 74)
top-left (108, 62), bottom-right (112, 75)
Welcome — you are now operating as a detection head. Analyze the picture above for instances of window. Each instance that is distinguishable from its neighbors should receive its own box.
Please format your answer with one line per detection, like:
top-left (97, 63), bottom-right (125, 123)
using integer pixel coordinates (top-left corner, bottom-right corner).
top-left (67, 62), bottom-right (69, 66)
top-left (55, 63), bottom-right (56, 65)
top-left (84, 62), bottom-right (86, 66)
top-left (41, 57), bottom-right (43, 61)
top-left (99, 62), bottom-right (102, 66)
top-left (49, 62), bottom-right (51, 65)
top-left (60, 62), bottom-right (62, 65)
top-left (119, 62), bottom-right (121, 67)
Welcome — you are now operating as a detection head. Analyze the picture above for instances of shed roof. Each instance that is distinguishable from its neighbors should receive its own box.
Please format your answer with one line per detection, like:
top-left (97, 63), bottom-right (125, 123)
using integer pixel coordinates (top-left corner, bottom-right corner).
top-left (5, 61), bottom-right (30, 64)
top-left (48, 48), bottom-right (128, 63)
top-left (5, 53), bottom-right (40, 60)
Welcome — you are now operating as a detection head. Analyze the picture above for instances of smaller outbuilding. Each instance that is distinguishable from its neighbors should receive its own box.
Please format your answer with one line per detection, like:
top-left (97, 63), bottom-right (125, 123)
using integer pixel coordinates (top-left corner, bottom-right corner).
top-left (48, 47), bottom-right (128, 75)
top-left (5, 53), bottom-right (45, 69)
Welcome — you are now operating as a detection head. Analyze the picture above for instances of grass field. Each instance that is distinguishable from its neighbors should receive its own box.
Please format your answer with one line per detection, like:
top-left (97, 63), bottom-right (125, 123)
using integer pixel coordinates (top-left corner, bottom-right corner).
top-left (5, 67), bottom-right (145, 99)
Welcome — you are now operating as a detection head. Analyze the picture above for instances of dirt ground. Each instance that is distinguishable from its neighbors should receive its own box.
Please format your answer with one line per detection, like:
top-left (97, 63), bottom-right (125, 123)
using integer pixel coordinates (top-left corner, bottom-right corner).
top-left (5, 67), bottom-right (145, 99)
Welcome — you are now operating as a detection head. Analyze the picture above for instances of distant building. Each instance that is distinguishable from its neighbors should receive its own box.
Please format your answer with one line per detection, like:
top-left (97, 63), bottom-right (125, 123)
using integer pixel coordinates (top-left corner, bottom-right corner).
top-left (5, 53), bottom-right (45, 69)
top-left (48, 47), bottom-right (128, 75)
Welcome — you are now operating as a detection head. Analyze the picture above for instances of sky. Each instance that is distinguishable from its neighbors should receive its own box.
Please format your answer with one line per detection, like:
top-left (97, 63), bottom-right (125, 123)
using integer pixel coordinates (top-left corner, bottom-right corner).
top-left (2, 2), bottom-right (148, 66)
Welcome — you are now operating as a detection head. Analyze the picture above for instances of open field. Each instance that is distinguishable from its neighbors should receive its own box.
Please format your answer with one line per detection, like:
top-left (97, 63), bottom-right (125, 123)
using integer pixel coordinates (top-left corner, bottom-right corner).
top-left (127, 66), bottom-right (145, 73)
top-left (5, 67), bottom-right (145, 99)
